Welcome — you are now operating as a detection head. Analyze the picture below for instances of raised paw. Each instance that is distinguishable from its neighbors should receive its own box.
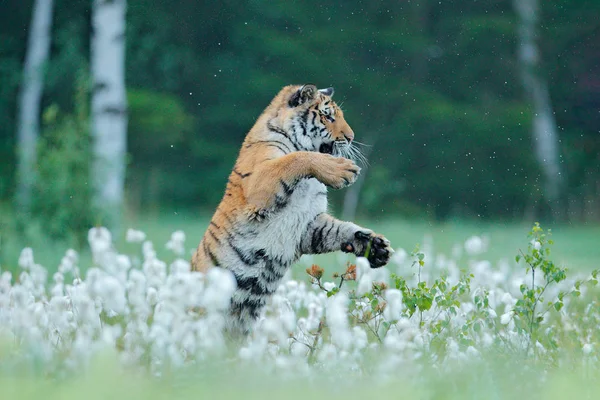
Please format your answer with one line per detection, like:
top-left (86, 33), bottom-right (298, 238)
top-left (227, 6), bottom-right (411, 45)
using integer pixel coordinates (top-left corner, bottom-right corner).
top-left (316, 155), bottom-right (360, 189)
top-left (343, 231), bottom-right (393, 268)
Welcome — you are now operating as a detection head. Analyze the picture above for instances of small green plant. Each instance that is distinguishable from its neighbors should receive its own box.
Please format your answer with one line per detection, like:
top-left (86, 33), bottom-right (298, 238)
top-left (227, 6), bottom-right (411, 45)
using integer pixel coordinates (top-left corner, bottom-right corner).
top-left (512, 223), bottom-right (598, 357)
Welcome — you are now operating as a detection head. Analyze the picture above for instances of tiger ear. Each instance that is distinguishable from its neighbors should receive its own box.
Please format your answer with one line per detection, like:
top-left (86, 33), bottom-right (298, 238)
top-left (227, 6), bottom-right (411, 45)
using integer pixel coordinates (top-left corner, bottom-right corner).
top-left (319, 87), bottom-right (334, 97)
top-left (288, 84), bottom-right (318, 107)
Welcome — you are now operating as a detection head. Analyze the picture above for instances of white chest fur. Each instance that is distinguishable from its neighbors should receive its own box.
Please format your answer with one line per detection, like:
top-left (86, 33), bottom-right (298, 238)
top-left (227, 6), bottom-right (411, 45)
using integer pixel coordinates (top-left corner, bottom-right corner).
top-left (246, 178), bottom-right (327, 263)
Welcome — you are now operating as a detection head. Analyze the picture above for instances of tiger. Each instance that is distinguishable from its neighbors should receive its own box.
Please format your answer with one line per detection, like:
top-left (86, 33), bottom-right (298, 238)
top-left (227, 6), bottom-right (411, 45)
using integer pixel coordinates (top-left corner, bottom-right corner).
top-left (191, 84), bottom-right (393, 334)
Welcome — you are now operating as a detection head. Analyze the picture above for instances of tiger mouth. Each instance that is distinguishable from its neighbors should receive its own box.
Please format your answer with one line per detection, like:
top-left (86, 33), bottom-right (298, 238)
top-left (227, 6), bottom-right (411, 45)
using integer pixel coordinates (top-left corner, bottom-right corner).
top-left (319, 142), bottom-right (334, 155)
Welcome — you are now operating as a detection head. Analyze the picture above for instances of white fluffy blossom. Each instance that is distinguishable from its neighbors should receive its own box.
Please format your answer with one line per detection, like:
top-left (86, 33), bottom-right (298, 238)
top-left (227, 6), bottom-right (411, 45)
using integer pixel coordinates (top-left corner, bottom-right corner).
top-left (464, 235), bottom-right (487, 256)
top-left (126, 229), bottom-right (147, 243)
top-left (0, 225), bottom-right (597, 379)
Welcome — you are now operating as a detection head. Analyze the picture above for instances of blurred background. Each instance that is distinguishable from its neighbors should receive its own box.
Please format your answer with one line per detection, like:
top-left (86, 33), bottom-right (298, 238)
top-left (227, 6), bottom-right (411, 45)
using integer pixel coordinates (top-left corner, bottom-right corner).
top-left (1, 0), bottom-right (599, 271)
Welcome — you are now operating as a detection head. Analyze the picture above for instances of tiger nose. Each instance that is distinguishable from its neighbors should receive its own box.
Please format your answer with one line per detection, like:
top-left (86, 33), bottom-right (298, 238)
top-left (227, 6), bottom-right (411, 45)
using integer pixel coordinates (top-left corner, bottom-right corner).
top-left (343, 130), bottom-right (354, 143)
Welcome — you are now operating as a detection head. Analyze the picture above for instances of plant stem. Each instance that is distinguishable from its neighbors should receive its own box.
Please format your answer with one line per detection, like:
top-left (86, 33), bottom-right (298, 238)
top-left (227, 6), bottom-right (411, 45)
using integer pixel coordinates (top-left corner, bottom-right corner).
top-left (308, 319), bottom-right (325, 362)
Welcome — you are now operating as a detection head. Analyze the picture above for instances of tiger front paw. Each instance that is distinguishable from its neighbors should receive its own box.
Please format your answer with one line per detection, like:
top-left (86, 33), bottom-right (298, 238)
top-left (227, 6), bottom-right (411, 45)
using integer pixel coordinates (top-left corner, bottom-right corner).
top-left (342, 231), bottom-right (393, 268)
top-left (316, 155), bottom-right (360, 189)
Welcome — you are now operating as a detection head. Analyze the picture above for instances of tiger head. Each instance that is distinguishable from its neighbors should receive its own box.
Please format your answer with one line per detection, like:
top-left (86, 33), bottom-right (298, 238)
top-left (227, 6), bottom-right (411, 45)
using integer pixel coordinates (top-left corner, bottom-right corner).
top-left (270, 84), bottom-right (365, 163)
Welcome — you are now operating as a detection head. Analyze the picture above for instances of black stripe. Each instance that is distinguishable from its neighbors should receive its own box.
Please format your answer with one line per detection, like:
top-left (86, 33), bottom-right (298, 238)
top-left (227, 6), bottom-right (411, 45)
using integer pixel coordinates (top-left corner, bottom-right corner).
top-left (267, 122), bottom-right (290, 138)
top-left (280, 180), bottom-right (294, 196)
top-left (227, 237), bottom-right (259, 265)
top-left (316, 225), bottom-right (326, 252)
top-left (234, 274), bottom-right (259, 292)
top-left (246, 139), bottom-right (292, 153)
top-left (255, 249), bottom-right (266, 258)
top-left (203, 241), bottom-right (220, 267)
top-left (300, 109), bottom-right (311, 136)
top-left (310, 225), bottom-right (324, 254)
top-left (233, 168), bottom-right (252, 179)
top-left (335, 225), bottom-right (341, 239)
top-left (262, 258), bottom-right (286, 283)
top-left (208, 228), bottom-right (220, 244)
top-left (324, 221), bottom-right (335, 240)
top-left (230, 299), bottom-right (264, 319)
top-left (310, 111), bottom-right (320, 133)
top-left (316, 191), bottom-right (327, 196)
top-left (266, 143), bottom-right (289, 154)
top-left (274, 193), bottom-right (288, 210)
top-left (210, 221), bottom-right (221, 230)
top-left (233, 274), bottom-right (270, 296)
top-left (268, 121), bottom-right (302, 151)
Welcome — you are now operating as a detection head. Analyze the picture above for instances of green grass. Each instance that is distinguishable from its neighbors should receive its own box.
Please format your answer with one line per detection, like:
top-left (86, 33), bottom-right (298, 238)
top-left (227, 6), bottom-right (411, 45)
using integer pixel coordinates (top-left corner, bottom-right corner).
top-left (1, 351), bottom-right (599, 400)
top-left (1, 207), bottom-right (599, 276)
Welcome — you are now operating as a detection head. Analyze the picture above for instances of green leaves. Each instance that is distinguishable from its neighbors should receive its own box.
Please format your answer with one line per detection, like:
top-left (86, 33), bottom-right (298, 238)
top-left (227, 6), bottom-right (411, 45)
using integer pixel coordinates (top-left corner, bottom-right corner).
top-left (511, 223), bottom-right (579, 357)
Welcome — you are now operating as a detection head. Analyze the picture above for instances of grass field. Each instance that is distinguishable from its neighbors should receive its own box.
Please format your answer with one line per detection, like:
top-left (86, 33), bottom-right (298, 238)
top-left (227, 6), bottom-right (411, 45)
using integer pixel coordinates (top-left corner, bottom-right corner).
top-left (2, 209), bottom-right (599, 400)
top-left (1, 351), bottom-right (599, 400)
top-left (1, 208), bottom-right (599, 275)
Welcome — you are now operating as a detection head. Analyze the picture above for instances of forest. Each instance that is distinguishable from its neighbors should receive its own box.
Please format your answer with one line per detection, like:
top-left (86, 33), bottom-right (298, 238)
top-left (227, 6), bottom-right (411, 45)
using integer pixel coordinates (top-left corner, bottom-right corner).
top-left (1, 0), bottom-right (599, 247)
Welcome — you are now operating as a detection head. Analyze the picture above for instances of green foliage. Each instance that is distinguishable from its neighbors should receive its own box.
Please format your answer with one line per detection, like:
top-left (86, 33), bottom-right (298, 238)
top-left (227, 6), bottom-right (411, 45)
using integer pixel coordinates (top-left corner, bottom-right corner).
top-left (32, 71), bottom-right (95, 246)
top-left (2, 0), bottom-right (600, 220)
top-left (512, 223), bottom-right (600, 356)
top-left (126, 89), bottom-right (196, 209)
top-left (308, 222), bottom-right (599, 363)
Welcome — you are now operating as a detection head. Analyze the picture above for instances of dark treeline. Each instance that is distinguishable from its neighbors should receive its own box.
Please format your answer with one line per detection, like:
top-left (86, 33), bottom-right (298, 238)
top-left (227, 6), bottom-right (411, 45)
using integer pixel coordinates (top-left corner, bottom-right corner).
top-left (1, 0), bottom-right (599, 225)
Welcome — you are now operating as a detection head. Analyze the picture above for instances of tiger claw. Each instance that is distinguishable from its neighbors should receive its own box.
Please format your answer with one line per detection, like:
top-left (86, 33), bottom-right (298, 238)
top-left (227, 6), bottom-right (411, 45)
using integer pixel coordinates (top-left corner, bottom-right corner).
top-left (353, 231), bottom-right (392, 268)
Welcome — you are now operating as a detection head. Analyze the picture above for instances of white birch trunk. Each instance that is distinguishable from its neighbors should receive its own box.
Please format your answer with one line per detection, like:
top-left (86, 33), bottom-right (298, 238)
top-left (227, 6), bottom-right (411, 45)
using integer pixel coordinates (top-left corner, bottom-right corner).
top-left (91, 0), bottom-right (128, 229)
top-left (15, 0), bottom-right (54, 216)
top-left (514, 0), bottom-right (564, 212)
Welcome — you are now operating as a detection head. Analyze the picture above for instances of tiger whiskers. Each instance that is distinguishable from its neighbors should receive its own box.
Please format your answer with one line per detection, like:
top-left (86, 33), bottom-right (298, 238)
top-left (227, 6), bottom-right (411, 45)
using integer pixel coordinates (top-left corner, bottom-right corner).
top-left (334, 141), bottom-right (369, 166)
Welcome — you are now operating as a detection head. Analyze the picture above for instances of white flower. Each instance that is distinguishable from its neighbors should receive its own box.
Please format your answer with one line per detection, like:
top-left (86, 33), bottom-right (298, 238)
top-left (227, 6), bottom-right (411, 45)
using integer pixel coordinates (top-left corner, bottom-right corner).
top-left (327, 293), bottom-right (352, 350)
top-left (390, 248), bottom-right (408, 266)
top-left (383, 289), bottom-right (403, 321)
top-left (203, 268), bottom-right (236, 311)
top-left (501, 292), bottom-right (515, 306)
top-left (355, 257), bottom-right (370, 280)
top-left (126, 229), bottom-right (147, 243)
top-left (464, 236), bottom-right (486, 256)
top-left (96, 276), bottom-right (126, 314)
top-left (88, 227), bottom-right (112, 254)
top-left (583, 343), bottom-right (593, 355)
top-left (500, 312), bottom-right (512, 325)
top-left (466, 346), bottom-right (479, 358)
top-left (166, 231), bottom-right (186, 256)
top-left (18, 248), bottom-right (34, 270)
top-left (146, 287), bottom-right (159, 306)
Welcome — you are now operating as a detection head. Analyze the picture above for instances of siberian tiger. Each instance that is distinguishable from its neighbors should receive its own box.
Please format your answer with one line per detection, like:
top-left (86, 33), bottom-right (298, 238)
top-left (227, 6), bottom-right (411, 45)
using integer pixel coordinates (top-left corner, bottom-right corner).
top-left (191, 84), bottom-right (393, 334)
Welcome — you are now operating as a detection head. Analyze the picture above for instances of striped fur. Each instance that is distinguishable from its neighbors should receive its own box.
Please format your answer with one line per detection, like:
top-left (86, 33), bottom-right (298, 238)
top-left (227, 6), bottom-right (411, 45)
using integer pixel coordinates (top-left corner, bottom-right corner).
top-left (191, 84), bottom-right (392, 334)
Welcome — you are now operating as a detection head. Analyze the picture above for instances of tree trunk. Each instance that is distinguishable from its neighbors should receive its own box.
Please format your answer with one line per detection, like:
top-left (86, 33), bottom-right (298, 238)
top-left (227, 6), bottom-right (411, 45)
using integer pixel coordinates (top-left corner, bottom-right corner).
top-left (514, 0), bottom-right (564, 219)
top-left (91, 0), bottom-right (128, 231)
top-left (15, 0), bottom-right (54, 219)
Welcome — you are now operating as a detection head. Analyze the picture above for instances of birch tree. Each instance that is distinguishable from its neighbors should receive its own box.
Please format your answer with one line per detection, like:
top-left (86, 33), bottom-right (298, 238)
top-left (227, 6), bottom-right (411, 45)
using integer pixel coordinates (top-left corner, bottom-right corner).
top-left (15, 0), bottom-right (54, 218)
top-left (91, 0), bottom-right (128, 230)
top-left (514, 0), bottom-right (564, 216)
